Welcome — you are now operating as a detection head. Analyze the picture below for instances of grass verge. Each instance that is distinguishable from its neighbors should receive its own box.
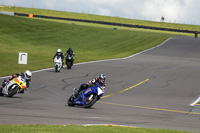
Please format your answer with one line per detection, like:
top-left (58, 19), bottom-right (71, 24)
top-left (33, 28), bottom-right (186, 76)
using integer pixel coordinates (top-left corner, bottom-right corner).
top-left (0, 125), bottom-right (195, 133)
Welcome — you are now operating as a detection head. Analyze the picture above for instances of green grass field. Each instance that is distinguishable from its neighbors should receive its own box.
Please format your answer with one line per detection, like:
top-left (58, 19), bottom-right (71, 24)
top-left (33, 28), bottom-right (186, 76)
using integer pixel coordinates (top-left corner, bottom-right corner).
top-left (0, 125), bottom-right (195, 133)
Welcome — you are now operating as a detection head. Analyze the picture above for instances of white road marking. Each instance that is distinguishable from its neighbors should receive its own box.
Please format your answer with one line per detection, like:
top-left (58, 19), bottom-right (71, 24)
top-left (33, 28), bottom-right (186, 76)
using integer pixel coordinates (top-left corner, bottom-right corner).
top-left (85, 116), bottom-right (111, 120)
top-left (171, 65), bottom-right (182, 70)
top-left (83, 124), bottom-right (136, 128)
top-left (190, 97), bottom-right (200, 106)
top-left (85, 117), bottom-right (102, 119)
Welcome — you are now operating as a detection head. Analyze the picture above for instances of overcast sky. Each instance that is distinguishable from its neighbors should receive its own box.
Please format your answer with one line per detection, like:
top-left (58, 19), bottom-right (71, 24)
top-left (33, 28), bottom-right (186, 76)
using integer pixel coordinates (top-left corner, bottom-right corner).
top-left (1, 0), bottom-right (200, 25)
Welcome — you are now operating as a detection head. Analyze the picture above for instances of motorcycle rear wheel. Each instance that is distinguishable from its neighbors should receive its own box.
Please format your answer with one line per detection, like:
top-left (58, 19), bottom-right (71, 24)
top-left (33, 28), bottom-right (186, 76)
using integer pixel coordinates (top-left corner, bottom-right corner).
top-left (84, 94), bottom-right (98, 108)
top-left (0, 87), bottom-right (3, 96)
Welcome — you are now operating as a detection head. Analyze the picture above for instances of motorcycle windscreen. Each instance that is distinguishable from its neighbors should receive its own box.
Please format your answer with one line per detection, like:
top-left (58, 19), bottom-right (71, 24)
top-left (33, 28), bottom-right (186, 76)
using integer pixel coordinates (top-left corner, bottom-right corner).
top-left (97, 87), bottom-right (104, 95)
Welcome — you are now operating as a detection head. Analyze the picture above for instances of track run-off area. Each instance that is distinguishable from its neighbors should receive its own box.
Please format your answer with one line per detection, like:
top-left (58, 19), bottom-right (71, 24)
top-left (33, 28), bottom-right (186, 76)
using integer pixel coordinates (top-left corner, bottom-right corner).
top-left (0, 36), bottom-right (200, 132)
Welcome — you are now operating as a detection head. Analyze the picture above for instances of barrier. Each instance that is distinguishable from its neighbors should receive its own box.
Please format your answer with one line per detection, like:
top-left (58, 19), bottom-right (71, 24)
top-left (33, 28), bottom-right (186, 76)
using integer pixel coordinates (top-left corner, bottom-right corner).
top-left (29, 14), bottom-right (33, 18)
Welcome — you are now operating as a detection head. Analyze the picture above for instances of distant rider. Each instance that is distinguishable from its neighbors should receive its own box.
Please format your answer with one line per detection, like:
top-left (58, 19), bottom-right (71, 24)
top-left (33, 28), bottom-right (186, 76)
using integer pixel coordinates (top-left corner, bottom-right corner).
top-left (53, 49), bottom-right (64, 67)
top-left (73, 74), bottom-right (106, 98)
top-left (1, 70), bottom-right (32, 93)
top-left (65, 48), bottom-right (75, 65)
top-left (194, 31), bottom-right (199, 38)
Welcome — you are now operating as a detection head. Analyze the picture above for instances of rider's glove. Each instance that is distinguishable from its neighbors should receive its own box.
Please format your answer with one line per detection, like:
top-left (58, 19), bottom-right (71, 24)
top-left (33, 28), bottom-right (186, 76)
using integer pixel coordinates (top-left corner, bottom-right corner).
top-left (101, 86), bottom-right (106, 91)
top-left (91, 79), bottom-right (96, 84)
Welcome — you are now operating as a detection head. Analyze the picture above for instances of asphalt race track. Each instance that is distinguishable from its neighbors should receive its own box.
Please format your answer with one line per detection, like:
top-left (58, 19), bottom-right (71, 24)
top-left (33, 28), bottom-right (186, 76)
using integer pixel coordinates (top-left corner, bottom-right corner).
top-left (0, 36), bottom-right (200, 132)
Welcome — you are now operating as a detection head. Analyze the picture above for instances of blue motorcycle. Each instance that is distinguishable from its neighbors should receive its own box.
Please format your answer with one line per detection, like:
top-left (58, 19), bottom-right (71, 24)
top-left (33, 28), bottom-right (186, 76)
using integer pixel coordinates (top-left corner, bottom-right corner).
top-left (68, 83), bottom-right (105, 108)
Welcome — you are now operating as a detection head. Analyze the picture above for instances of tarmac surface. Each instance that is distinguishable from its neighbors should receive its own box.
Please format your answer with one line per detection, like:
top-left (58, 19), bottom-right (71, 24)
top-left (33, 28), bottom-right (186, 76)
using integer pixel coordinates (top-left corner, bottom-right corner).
top-left (0, 36), bottom-right (200, 132)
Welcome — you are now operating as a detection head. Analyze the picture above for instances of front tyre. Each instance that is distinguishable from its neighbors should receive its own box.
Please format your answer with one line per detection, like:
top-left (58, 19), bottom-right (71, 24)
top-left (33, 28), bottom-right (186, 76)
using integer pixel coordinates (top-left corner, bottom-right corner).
top-left (84, 94), bottom-right (98, 108)
top-left (67, 61), bottom-right (72, 69)
top-left (68, 95), bottom-right (75, 106)
top-left (55, 65), bottom-right (58, 72)
top-left (58, 66), bottom-right (61, 72)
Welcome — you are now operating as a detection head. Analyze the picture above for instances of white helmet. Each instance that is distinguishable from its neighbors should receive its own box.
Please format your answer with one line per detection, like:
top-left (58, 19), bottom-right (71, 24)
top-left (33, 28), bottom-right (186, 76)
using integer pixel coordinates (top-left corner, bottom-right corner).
top-left (57, 49), bottom-right (62, 52)
top-left (24, 70), bottom-right (32, 80)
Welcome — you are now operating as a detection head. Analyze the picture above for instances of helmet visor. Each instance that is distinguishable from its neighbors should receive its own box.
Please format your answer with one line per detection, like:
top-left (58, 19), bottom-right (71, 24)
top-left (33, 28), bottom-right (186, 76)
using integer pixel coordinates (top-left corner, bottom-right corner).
top-left (26, 74), bottom-right (31, 79)
top-left (100, 79), bottom-right (105, 82)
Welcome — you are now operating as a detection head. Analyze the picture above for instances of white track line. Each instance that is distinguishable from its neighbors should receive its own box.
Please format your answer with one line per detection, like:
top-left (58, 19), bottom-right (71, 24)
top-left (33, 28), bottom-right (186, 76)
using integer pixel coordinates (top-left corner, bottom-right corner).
top-left (190, 97), bottom-right (200, 106)
top-left (0, 37), bottom-right (172, 80)
top-left (83, 124), bottom-right (136, 128)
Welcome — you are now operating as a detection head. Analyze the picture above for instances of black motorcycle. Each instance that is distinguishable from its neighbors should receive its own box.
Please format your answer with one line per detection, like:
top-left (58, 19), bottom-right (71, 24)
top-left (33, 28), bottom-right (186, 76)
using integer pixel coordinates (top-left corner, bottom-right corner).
top-left (65, 54), bottom-right (74, 69)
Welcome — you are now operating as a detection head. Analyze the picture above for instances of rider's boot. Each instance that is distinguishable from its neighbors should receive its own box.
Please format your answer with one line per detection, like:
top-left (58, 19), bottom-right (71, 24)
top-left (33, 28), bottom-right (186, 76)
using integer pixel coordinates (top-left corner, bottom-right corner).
top-left (71, 60), bottom-right (73, 66)
top-left (73, 88), bottom-right (79, 98)
top-left (1, 80), bottom-right (7, 88)
top-left (62, 61), bottom-right (64, 68)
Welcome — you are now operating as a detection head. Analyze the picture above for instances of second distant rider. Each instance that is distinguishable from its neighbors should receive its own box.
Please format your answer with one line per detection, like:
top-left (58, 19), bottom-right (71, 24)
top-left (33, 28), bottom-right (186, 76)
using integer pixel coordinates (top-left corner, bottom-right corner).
top-left (65, 48), bottom-right (75, 65)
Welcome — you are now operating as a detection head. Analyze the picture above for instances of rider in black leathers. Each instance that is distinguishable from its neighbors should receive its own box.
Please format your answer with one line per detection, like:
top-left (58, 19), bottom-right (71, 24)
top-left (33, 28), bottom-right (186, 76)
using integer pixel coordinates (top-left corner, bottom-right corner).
top-left (73, 74), bottom-right (106, 98)
top-left (65, 48), bottom-right (75, 65)
top-left (194, 31), bottom-right (199, 38)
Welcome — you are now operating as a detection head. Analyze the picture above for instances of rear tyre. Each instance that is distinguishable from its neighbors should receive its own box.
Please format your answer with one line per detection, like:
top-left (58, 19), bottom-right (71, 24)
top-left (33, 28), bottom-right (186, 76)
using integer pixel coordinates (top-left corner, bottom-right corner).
top-left (0, 87), bottom-right (3, 96)
top-left (68, 95), bottom-right (75, 106)
top-left (84, 94), bottom-right (98, 108)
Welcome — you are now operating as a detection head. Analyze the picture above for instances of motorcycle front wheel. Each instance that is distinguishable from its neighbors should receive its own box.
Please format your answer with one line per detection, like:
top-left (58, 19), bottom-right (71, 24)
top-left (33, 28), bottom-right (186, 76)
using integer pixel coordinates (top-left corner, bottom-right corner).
top-left (7, 85), bottom-right (19, 97)
top-left (55, 65), bottom-right (58, 72)
top-left (68, 95), bottom-right (75, 106)
top-left (66, 61), bottom-right (72, 69)
top-left (84, 94), bottom-right (98, 108)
